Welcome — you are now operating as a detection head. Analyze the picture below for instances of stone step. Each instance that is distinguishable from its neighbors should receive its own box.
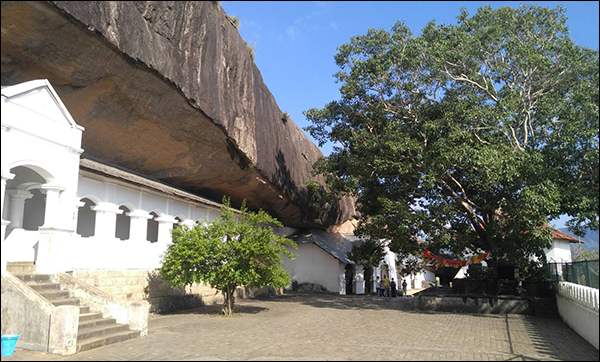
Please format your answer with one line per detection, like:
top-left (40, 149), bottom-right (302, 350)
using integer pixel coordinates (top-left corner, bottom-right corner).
top-left (14, 274), bottom-right (52, 283)
top-left (77, 324), bottom-right (131, 341)
top-left (38, 290), bottom-right (70, 300)
top-left (49, 298), bottom-right (81, 307)
top-left (78, 318), bottom-right (117, 332)
top-left (79, 312), bottom-right (105, 322)
top-left (77, 329), bottom-right (141, 353)
top-left (6, 262), bottom-right (36, 274)
top-left (78, 305), bottom-right (91, 314)
top-left (27, 283), bottom-right (61, 292)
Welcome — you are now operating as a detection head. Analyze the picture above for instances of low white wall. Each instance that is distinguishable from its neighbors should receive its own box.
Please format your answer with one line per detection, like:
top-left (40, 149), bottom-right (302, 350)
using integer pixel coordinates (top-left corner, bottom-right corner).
top-left (3, 229), bottom-right (39, 263)
top-left (557, 282), bottom-right (599, 350)
top-left (66, 235), bottom-right (166, 270)
top-left (283, 244), bottom-right (340, 293)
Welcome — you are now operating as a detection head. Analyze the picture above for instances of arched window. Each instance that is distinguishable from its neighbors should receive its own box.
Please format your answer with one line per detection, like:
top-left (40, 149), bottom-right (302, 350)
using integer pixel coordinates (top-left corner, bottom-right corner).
top-left (77, 198), bottom-right (96, 237)
top-left (173, 216), bottom-right (184, 231)
top-left (115, 205), bottom-right (131, 240)
top-left (146, 212), bottom-right (159, 243)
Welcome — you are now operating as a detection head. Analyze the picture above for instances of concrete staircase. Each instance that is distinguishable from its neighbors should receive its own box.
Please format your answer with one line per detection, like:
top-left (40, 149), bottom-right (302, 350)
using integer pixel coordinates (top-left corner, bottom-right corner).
top-left (8, 264), bottom-right (141, 353)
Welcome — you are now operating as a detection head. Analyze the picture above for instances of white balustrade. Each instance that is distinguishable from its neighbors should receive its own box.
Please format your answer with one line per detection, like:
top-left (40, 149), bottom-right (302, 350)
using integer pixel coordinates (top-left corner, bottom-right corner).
top-left (558, 282), bottom-right (599, 313)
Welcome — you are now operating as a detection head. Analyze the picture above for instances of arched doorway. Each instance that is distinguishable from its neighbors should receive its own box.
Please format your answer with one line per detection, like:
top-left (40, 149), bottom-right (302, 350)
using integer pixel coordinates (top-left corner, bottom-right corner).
top-left (115, 205), bottom-right (131, 240)
top-left (4, 166), bottom-right (50, 238)
top-left (77, 198), bottom-right (96, 237)
top-left (3, 165), bottom-right (53, 264)
top-left (22, 189), bottom-right (46, 231)
top-left (147, 212), bottom-right (159, 243)
top-left (345, 264), bottom-right (354, 295)
top-left (381, 263), bottom-right (389, 280)
top-left (364, 267), bottom-right (373, 294)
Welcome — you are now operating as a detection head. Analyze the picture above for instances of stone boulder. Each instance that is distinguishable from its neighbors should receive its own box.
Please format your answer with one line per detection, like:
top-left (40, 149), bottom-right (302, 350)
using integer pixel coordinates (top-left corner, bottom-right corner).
top-left (297, 283), bottom-right (329, 293)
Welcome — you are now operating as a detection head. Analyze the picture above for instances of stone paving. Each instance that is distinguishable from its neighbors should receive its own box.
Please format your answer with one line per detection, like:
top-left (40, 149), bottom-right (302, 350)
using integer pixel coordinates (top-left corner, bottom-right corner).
top-left (1, 292), bottom-right (598, 361)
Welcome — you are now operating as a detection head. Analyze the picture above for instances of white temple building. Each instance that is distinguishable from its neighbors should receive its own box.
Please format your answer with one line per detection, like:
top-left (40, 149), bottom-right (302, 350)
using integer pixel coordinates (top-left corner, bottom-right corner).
top-left (2, 80), bottom-right (224, 276)
top-left (2, 79), bottom-right (400, 302)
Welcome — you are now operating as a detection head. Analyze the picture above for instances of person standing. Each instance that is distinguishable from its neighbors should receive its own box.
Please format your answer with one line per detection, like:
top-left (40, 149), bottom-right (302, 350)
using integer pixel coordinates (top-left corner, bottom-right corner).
top-left (390, 278), bottom-right (397, 298)
top-left (402, 279), bottom-right (408, 297)
top-left (379, 277), bottom-right (385, 297)
top-left (383, 275), bottom-right (390, 297)
top-left (375, 276), bottom-right (381, 296)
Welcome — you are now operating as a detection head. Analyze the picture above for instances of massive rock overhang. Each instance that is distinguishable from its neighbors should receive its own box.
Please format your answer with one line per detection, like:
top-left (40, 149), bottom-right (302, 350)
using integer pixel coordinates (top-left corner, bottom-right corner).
top-left (0, 1), bottom-right (355, 229)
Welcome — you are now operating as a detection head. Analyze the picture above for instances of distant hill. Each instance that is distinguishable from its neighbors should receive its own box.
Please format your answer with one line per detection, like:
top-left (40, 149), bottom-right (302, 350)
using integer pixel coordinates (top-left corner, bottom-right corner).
top-left (559, 227), bottom-right (599, 251)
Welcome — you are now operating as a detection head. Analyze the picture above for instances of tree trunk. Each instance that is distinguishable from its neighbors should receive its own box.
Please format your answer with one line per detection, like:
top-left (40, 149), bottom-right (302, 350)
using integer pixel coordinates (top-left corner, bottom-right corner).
top-left (221, 283), bottom-right (236, 316)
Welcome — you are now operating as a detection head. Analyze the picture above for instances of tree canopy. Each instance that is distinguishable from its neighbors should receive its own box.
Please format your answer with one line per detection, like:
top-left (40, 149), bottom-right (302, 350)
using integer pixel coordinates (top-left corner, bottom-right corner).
top-left (305, 4), bottom-right (599, 273)
top-left (347, 239), bottom-right (386, 269)
top-left (158, 197), bottom-right (297, 315)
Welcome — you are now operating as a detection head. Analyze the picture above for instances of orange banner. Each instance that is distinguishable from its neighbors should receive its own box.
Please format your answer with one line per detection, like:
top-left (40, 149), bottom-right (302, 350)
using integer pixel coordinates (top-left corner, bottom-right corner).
top-left (421, 250), bottom-right (489, 269)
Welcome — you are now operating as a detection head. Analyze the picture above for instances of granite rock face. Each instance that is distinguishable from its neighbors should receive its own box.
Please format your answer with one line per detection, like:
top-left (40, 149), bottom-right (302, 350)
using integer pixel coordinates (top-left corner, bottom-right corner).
top-left (0, 1), bottom-right (355, 228)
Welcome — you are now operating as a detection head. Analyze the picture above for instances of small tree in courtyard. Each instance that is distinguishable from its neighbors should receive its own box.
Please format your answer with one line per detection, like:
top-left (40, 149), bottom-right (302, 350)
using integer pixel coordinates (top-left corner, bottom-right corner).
top-left (158, 197), bottom-right (297, 316)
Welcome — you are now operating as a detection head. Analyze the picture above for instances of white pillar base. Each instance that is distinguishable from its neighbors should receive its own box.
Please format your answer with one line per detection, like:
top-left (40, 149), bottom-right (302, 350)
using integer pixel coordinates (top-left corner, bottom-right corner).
top-left (35, 229), bottom-right (73, 274)
top-left (354, 265), bottom-right (365, 295)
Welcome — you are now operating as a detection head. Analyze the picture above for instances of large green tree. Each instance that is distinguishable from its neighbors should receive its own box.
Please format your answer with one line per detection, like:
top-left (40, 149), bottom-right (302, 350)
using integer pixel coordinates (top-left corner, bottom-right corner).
top-left (305, 5), bottom-right (599, 272)
top-left (158, 197), bottom-right (297, 315)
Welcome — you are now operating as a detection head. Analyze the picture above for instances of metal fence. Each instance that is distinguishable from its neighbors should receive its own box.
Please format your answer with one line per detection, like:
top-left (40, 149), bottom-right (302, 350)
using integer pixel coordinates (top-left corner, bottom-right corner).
top-left (546, 260), bottom-right (599, 289)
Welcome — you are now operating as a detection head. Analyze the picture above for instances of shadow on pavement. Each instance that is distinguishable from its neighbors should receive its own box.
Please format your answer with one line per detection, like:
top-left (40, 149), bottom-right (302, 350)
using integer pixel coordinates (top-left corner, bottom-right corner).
top-left (254, 292), bottom-right (599, 361)
top-left (161, 303), bottom-right (269, 316)
top-left (258, 291), bottom-right (416, 312)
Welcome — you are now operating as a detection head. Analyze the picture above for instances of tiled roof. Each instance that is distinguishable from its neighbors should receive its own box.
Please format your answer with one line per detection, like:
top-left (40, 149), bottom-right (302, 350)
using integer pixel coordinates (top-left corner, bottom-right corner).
top-left (552, 229), bottom-right (584, 244)
top-left (289, 229), bottom-right (363, 264)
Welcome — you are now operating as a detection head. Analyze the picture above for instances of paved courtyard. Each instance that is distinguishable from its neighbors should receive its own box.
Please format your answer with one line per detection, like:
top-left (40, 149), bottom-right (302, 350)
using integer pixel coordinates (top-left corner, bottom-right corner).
top-left (2, 292), bottom-right (598, 361)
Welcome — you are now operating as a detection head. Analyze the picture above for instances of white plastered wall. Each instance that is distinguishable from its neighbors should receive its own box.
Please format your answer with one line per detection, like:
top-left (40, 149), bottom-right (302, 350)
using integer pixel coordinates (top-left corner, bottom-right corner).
top-left (1, 80), bottom-right (84, 273)
top-left (70, 171), bottom-right (226, 270)
top-left (544, 239), bottom-right (573, 263)
top-left (282, 243), bottom-right (341, 293)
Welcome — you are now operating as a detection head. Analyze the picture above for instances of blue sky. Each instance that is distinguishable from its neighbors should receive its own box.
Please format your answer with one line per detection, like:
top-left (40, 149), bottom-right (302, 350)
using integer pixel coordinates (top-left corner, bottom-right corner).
top-left (220, 1), bottom-right (599, 230)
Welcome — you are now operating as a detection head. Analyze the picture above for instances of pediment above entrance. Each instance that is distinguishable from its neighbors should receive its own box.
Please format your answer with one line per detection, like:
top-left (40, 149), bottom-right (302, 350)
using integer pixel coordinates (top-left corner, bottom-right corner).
top-left (2, 79), bottom-right (83, 131)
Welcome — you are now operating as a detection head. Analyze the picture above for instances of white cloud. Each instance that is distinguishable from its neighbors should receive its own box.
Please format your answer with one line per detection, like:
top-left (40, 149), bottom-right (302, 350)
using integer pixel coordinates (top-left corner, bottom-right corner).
top-left (330, 21), bottom-right (338, 30)
top-left (287, 26), bottom-right (297, 39)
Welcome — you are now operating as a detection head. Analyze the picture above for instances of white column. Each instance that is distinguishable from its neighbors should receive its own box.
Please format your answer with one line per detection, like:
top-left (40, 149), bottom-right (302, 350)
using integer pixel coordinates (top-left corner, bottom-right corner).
top-left (156, 215), bottom-right (177, 246)
top-left (1, 171), bottom-right (15, 221)
top-left (370, 267), bottom-right (377, 294)
top-left (40, 184), bottom-right (65, 229)
top-left (72, 200), bottom-right (85, 233)
top-left (127, 209), bottom-right (153, 241)
top-left (5, 189), bottom-right (33, 231)
top-left (338, 262), bottom-right (346, 295)
top-left (1, 172), bottom-right (16, 271)
top-left (354, 265), bottom-right (365, 295)
top-left (92, 202), bottom-right (122, 239)
top-left (56, 192), bottom-right (78, 232)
